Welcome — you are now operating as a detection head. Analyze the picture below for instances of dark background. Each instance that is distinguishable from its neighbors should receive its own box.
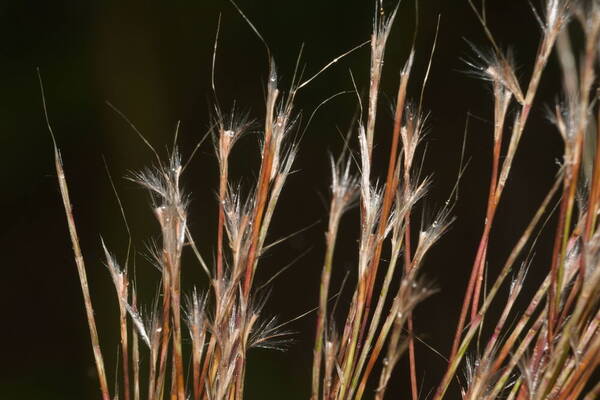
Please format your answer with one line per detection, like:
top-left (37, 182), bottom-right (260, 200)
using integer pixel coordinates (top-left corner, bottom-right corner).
top-left (1, 0), bottom-right (565, 399)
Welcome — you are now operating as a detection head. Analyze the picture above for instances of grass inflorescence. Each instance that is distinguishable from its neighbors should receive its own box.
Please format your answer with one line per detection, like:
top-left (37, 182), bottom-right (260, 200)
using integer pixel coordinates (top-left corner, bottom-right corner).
top-left (47, 0), bottom-right (599, 399)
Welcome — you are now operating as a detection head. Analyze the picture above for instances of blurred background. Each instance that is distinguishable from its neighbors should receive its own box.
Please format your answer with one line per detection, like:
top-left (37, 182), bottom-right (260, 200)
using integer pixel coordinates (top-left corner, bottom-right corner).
top-left (1, 0), bottom-right (565, 398)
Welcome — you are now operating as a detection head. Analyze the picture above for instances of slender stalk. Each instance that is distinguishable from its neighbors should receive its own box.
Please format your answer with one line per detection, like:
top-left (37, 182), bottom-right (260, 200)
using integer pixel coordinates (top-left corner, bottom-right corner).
top-left (54, 150), bottom-right (111, 400)
top-left (312, 205), bottom-right (344, 399)
top-left (154, 273), bottom-right (171, 400)
top-left (131, 290), bottom-right (140, 400)
top-left (216, 158), bottom-right (227, 288)
top-left (118, 279), bottom-right (131, 400)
